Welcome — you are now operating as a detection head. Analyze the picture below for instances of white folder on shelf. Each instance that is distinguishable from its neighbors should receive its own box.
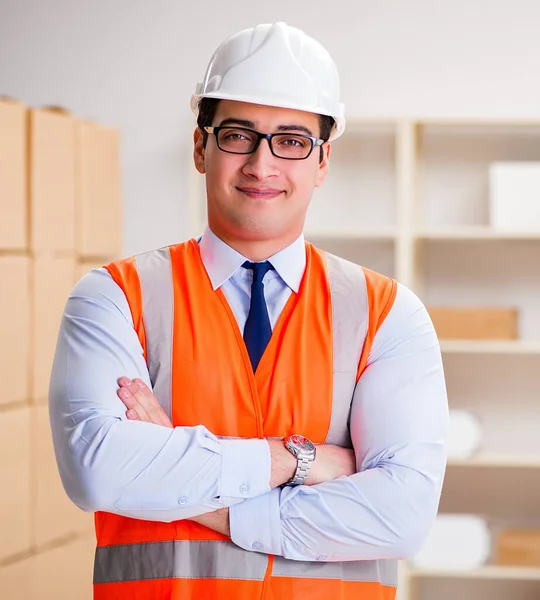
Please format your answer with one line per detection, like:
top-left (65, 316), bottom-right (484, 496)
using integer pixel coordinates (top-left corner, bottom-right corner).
top-left (410, 514), bottom-right (491, 570)
top-left (489, 162), bottom-right (540, 231)
top-left (447, 410), bottom-right (482, 459)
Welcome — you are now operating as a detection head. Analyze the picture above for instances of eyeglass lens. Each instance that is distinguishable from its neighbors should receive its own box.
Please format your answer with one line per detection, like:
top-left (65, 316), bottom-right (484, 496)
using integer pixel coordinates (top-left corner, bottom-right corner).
top-left (216, 128), bottom-right (313, 159)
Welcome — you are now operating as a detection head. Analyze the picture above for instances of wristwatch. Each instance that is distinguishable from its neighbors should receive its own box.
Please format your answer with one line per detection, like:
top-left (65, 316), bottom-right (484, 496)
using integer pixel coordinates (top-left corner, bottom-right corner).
top-left (284, 434), bottom-right (316, 486)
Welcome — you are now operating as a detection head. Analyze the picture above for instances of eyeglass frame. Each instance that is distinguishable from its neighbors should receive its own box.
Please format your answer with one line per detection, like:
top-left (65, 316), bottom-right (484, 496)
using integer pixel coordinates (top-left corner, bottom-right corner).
top-left (203, 126), bottom-right (326, 160)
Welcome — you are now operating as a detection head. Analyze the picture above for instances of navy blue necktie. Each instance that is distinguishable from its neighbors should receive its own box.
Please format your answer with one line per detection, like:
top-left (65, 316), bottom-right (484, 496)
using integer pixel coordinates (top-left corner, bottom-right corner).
top-left (243, 260), bottom-right (274, 371)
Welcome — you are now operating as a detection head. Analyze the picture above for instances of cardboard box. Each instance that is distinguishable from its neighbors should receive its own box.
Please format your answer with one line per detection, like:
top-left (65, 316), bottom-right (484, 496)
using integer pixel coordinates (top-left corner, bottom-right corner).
top-left (427, 306), bottom-right (518, 340)
top-left (0, 555), bottom-right (35, 600)
top-left (32, 405), bottom-right (93, 546)
top-left (496, 529), bottom-right (540, 567)
top-left (35, 536), bottom-right (94, 600)
top-left (31, 256), bottom-right (76, 401)
top-left (0, 256), bottom-right (30, 406)
top-left (0, 99), bottom-right (27, 250)
top-left (490, 162), bottom-right (540, 231)
top-left (29, 108), bottom-right (76, 253)
top-left (76, 121), bottom-right (122, 257)
top-left (0, 536), bottom-right (94, 600)
top-left (75, 259), bottom-right (108, 283)
top-left (0, 407), bottom-right (31, 560)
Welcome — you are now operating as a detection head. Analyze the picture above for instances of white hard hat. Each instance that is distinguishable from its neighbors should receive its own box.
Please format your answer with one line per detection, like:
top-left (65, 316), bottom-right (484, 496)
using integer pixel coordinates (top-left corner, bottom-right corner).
top-left (191, 22), bottom-right (345, 141)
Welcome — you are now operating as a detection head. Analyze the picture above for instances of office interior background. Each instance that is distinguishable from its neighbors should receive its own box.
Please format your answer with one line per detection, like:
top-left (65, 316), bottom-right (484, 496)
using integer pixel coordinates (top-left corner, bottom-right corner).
top-left (1, 1), bottom-right (540, 598)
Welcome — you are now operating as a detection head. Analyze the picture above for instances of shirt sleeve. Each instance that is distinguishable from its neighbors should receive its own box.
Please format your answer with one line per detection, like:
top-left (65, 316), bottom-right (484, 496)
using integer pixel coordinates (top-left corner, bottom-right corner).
top-left (229, 282), bottom-right (448, 560)
top-left (49, 268), bottom-right (271, 522)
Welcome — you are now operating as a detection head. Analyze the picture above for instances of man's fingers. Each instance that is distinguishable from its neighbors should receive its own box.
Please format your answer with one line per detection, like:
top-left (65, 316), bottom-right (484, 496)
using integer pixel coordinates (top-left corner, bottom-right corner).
top-left (131, 379), bottom-right (173, 427)
top-left (117, 383), bottom-right (151, 423)
top-left (117, 377), bottom-right (173, 428)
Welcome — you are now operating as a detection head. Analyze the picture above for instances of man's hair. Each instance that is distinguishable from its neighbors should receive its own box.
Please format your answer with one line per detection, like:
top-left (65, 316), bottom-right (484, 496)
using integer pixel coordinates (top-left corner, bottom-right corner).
top-left (196, 98), bottom-right (334, 162)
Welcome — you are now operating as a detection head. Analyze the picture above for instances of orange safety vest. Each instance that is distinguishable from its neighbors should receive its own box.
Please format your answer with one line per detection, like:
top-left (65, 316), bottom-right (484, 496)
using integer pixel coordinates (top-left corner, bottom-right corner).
top-left (95, 239), bottom-right (397, 600)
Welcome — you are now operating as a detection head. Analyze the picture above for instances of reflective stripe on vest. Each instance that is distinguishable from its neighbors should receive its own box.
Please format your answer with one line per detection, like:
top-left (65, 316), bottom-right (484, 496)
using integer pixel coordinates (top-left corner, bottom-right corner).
top-left (324, 252), bottom-right (367, 447)
top-left (94, 540), bottom-right (268, 583)
top-left (272, 555), bottom-right (397, 585)
top-left (136, 247), bottom-right (174, 420)
top-left (94, 541), bottom-right (398, 586)
top-left (98, 243), bottom-right (398, 595)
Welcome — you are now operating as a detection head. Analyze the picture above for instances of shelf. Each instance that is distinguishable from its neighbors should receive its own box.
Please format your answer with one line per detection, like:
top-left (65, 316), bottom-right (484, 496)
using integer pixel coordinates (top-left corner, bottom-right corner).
top-left (408, 565), bottom-right (540, 581)
top-left (440, 340), bottom-right (540, 355)
top-left (305, 226), bottom-right (540, 242)
top-left (416, 118), bottom-right (540, 127)
top-left (416, 227), bottom-right (540, 241)
top-left (345, 117), bottom-right (540, 127)
top-left (304, 228), bottom-right (396, 241)
top-left (447, 454), bottom-right (540, 468)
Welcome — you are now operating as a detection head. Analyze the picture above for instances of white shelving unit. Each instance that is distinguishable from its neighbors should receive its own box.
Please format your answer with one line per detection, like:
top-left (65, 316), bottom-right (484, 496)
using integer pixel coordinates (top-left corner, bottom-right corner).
top-left (188, 117), bottom-right (540, 600)
top-left (447, 454), bottom-right (540, 468)
top-left (417, 226), bottom-right (540, 240)
top-left (303, 227), bottom-right (397, 240)
top-left (440, 340), bottom-right (540, 354)
top-left (408, 565), bottom-right (540, 581)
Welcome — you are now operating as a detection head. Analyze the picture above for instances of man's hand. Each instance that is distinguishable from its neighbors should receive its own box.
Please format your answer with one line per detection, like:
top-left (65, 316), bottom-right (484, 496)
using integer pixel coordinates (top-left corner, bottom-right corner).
top-left (191, 508), bottom-right (231, 537)
top-left (267, 440), bottom-right (356, 487)
top-left (117, 377), bottom-right (173, 428)
top-left (306, 444), bottom-right (357, 486)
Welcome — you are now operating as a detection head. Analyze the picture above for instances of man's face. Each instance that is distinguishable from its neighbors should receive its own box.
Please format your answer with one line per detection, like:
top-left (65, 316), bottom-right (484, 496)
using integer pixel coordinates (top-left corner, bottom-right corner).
top-left (193, 100), bottom-right (331, 244)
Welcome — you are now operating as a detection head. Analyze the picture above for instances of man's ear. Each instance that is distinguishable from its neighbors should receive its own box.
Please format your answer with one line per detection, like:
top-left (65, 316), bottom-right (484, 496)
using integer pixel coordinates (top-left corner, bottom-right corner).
top-left (315, 142), bottom-right (331, 188)
top-left (193, 128), bottom-right (206, 174)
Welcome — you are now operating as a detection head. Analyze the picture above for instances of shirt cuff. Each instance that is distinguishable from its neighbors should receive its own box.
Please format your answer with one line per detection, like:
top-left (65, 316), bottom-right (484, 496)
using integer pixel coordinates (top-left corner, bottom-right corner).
top-left (219, 438), bottom-right (271, 500)
top-left (229, 487), bottom-right (282, 555)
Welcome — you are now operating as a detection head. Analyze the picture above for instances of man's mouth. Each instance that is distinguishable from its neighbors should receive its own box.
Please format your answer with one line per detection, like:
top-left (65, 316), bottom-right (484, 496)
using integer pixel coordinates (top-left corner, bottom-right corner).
top-left (236, 186), bottom-right (284, 199)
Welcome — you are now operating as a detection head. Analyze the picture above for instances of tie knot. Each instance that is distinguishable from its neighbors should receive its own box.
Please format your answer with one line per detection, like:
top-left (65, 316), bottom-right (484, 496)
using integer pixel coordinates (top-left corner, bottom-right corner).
top-left (242, 260), bottom-right (274, 283)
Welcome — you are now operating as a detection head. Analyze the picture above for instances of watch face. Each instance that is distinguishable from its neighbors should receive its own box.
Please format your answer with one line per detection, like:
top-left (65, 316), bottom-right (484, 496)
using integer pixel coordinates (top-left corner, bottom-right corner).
top-left (290, 434), bottom-right (315, 453)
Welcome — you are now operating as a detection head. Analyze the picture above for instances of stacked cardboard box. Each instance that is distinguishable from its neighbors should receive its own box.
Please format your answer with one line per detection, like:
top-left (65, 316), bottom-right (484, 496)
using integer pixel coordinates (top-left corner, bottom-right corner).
top-left (427, 306), bottom-right (519, 340)
top-left (0, 97), bottom-right (122, 599)
top-left (496, 529), bottom-right (540, 567)
top-left (0, 99), bottom-right (26, 250)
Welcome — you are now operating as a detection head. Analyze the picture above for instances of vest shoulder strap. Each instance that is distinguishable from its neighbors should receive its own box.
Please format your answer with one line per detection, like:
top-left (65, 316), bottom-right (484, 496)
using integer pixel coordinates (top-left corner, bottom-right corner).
top-left (105, 247), bottom-right (175, 420)
top-left (104, 255), bottom-right (147, 358)
top-left (358, 266), bottom-right (397, 380)
top-left (134, 247), bottom-right (174, 420)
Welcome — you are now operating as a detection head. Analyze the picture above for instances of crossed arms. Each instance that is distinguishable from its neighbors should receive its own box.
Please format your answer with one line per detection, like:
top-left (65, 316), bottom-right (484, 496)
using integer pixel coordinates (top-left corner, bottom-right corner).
top-left (116, 375), bottom-right (357, 536)
top-left (49, 268), bottom-right (448, 561)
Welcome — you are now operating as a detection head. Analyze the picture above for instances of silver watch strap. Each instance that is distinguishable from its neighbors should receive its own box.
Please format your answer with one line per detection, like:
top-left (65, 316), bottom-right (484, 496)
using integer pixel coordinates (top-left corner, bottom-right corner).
top-left (288, 454), bottom-right (312, 486)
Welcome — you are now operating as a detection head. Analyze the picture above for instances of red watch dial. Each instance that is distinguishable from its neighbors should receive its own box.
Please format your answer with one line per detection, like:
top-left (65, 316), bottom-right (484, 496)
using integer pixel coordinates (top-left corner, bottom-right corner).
top-left (290, 434), bottom-right (307, 446)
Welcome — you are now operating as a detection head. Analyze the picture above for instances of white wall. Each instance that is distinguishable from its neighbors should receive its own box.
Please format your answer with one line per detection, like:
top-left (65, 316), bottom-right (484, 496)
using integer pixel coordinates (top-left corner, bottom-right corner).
top-left (1, 0), bottom-right (540, 255)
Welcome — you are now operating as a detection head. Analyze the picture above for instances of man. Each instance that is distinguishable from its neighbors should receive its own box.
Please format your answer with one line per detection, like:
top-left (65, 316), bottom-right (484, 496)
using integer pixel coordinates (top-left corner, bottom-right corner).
top-left (50, 21), bottom-right (448, 600)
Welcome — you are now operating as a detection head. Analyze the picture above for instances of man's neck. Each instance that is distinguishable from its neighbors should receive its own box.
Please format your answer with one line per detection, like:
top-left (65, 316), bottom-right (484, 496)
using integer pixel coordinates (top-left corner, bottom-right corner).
top-left (209, 228), bottom-right (302, 262)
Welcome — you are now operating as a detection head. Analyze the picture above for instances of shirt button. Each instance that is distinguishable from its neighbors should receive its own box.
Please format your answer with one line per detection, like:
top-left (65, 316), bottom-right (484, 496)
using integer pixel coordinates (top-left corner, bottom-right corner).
top-left (252, 541), bottom-right (261, 550)
top-left (178, 497), bottom-right (187, 505)
top-left (240, 485), bottom-right (248, 494)
top-left (318, 554), bottom-right (327, 561)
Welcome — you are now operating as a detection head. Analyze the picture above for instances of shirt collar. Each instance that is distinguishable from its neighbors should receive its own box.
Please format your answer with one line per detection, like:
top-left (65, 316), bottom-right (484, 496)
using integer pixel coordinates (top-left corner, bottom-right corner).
top-left (198, 227), bottom-right (306, 293)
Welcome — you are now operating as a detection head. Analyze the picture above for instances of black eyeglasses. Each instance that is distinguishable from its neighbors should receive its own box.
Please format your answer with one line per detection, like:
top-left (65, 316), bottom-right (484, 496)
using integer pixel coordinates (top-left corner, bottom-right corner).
top-left (204, 126), bottom-right (325, 160)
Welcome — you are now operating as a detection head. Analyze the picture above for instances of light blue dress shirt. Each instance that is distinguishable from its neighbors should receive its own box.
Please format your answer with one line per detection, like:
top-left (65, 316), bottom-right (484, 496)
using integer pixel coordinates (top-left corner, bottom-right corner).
top-left (49, 227), bottom-right (448, 562)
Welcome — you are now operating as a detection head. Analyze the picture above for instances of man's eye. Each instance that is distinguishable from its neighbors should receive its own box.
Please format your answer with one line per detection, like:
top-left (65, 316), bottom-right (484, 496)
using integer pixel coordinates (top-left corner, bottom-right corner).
top-left (224, 133), bottom-right (248, 141)
top-left (279, 137), bottom-right (306, 148)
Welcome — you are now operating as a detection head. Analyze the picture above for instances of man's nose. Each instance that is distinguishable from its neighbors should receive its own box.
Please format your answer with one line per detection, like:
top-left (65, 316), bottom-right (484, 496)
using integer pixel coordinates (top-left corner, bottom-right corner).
top-left (241, 139), bottom-right (280, 179)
